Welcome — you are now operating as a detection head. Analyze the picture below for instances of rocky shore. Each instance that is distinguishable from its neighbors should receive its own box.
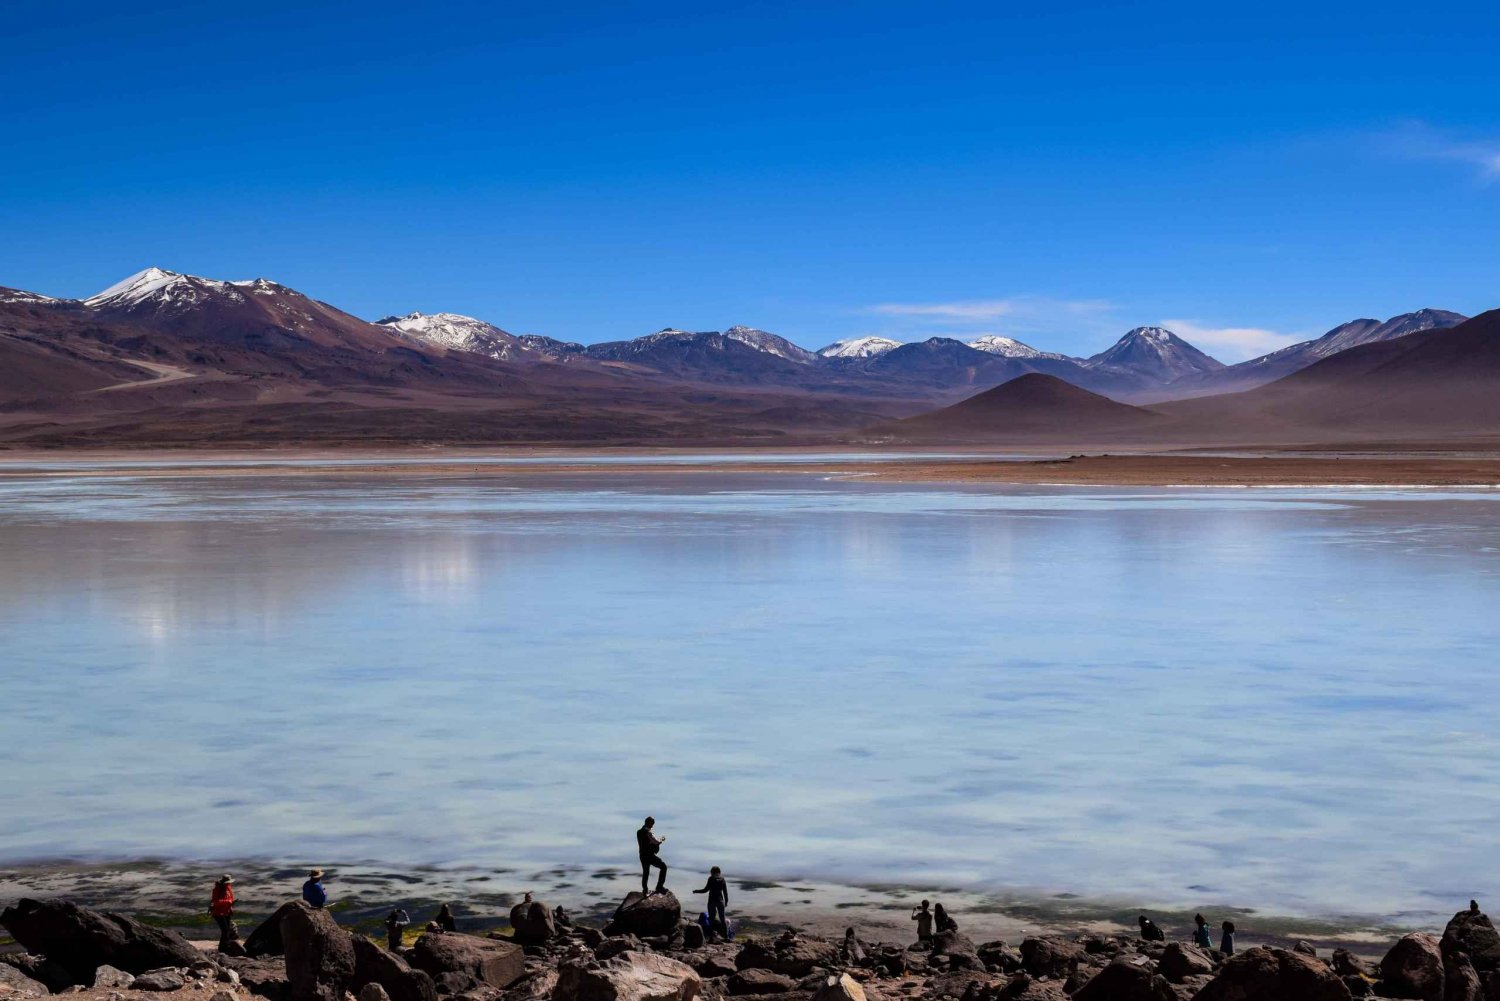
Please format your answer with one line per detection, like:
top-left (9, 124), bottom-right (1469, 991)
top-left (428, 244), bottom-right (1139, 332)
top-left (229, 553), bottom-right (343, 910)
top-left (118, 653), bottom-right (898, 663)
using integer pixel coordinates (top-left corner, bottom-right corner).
top-left (4, 888), bottom-right (1497, 1001)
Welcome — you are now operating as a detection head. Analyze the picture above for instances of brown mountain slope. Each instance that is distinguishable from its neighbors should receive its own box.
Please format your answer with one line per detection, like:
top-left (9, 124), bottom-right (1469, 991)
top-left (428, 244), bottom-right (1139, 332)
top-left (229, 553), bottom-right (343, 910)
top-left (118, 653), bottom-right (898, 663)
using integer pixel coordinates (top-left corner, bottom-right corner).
top-left (870, 373), bottom-right (1162, 441)
top-left (1158, 308), bottom-right (1500, 439)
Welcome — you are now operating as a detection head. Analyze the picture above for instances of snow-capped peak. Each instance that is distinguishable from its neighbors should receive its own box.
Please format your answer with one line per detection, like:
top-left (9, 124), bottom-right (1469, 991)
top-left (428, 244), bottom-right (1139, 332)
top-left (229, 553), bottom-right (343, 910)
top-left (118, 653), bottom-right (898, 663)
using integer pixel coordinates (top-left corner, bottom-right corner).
top-left (817, 336), bottom-right (903, 359)
top-left (84, 266), bottom-right (273, 311)
top-left (376, 310), bottom-right (523, 361)
top-left (723, 325), bottom-right (817, 363)
top-left (968, 334), bottom-right (1065, 360)
top-left (0, 287), bottom-right (59, 305)
top-left (1086, 325), bottom-right (1224, 379)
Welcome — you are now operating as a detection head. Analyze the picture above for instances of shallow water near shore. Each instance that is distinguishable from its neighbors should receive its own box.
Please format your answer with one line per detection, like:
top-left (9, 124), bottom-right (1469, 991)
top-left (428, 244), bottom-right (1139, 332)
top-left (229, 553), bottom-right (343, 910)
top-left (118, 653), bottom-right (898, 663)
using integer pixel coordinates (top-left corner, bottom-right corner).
top-left (2, 462), bottom-right (1498, 931)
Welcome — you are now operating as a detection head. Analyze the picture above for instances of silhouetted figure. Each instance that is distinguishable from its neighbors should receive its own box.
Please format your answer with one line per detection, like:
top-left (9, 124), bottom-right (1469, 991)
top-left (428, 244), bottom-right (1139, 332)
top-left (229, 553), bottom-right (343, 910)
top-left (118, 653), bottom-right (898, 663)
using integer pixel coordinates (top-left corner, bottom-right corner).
top-left (934, 903), bottom-right (958, 933)
top-left (637, 816), bottom-right (668, 894)
top-left (555, 905), bottom-right (572, 929)
top-left (1193, 913), bottom-right (1213, 950)
top-left (385, 907), bottom-right (410, 950)
top-left (694, 866), bottom-right (730, 940)
top-left (436, 903), bottom-right (456, 932)
top-left (302, 870), bottom-right (328, 909)
top-left (1472, 900), bottom-right (1482, 915)
top-left (1220, 920), bottom-right (1236, 956)
top-left (912, 900), bottom-right (934, 943)
top-left (1138, 915), bottom-right (1165, 942)
top-left (210, 875), bottom-right (239, 950)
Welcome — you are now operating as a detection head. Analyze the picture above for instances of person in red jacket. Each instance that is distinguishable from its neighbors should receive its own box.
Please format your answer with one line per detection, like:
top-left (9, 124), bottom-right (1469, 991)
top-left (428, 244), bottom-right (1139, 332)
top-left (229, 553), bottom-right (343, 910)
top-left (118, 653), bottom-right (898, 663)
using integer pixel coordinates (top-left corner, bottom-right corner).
top-left (210, 875), bottom-right (239, 949)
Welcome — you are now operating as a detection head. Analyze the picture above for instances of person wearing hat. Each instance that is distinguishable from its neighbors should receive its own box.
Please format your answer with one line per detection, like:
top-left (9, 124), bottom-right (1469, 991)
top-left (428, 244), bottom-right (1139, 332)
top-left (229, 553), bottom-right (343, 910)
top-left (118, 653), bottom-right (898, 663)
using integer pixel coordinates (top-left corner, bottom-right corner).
top-left (210, 875), bottom-right (239, 949)
top-left (302, 870), bottom-right (328, 909)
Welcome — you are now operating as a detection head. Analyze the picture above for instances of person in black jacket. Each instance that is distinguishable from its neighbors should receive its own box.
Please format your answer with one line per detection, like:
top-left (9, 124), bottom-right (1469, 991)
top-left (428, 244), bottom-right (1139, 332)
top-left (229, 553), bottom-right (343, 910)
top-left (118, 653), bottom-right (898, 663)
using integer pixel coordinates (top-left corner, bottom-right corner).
top-left (637, 816), bottom-right (668, 894)
top-left (694, 866), bottom-right (729, 940)
top-left (1137, 915), bottom-right (1165, 941)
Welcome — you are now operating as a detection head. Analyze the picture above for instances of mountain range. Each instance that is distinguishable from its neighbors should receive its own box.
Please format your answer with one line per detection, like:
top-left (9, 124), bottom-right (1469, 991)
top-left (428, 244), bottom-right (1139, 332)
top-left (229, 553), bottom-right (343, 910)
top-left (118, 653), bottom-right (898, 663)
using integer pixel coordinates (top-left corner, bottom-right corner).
top-left (0, 266), bottom-right (1488, 447)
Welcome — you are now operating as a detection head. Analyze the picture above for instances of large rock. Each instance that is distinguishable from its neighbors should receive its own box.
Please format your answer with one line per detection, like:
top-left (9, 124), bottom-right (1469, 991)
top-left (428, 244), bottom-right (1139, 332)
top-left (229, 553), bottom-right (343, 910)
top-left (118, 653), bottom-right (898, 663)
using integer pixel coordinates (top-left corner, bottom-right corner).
top-left (352, 934), bottom-right (438, 1001)
top-left (1071, 956), bottom-right (1175, 1001)
top-left (133, 969), bottom-right (188, 992)
top-left (812, 974), bottom-right (865, 1001)
top-left (1445, 949), bottom-right (1484, 1001)
top-left (509, 900), bottom-right (556, 947)
top-left (1445, 911), bottom-right (1500, 974)
top-left (1196, 947), bottom-right (1351, 1001)
top-left (1381, 934), bottom-right (1444, 1001)
top-left (1019, 938), bottom-right (1083, 979)
top-left (0, 899), bottom-right (201, 984)
top-left (605, 894), bottom-right (684, 940)
top-left (1157, 942), bottom-right (1214, 983)
top-left (555, 952), bottom-right (701, 1001)
top-left (246, 903), bottom-right (306, 959)
top-left (930, 931), bottom-right (981, 970)
top-left (220, 957), bottom-right (291, 1001)
top-left (1331, 951), bottom-right (1367, 979)
top-left (280, 900), bottom-right (356, 1001)
top-left (95, 965), bottom-right (138, 989)
top-left (409, 934), bottom-right (525, 990)
top-left (727, 969), bottom-right (797, 995)
top-left (0, 963), bottom-right (51, 998)
top-left (734, 937), bottom-right (839, 978)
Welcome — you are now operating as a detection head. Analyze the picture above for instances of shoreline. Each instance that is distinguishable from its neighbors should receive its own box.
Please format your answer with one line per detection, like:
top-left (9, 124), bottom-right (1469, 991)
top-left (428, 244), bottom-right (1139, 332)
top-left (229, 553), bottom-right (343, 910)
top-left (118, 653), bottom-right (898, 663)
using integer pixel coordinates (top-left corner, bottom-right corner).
top-left (1, 448), bottom-right (1500, 488)
top-left (0, 858), bottom-right (1417, 960)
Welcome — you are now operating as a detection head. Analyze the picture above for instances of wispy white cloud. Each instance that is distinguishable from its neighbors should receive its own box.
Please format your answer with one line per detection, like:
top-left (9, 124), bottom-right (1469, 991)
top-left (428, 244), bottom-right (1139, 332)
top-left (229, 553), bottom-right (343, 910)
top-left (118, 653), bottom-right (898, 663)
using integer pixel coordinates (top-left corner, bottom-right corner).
top-left (865, 296), bottom-right (1116, 337)
top-left (1160, 319), bottom-right (1302, 362)
top-left (1379, 121), bottom-right (1500, 180)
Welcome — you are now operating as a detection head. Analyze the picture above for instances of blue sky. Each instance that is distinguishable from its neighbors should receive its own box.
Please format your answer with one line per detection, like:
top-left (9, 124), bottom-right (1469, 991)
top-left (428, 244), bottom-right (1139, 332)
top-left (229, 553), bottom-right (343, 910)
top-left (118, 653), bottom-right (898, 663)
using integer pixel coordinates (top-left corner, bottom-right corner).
top-left (3, 0), bottom-right (1499, 360)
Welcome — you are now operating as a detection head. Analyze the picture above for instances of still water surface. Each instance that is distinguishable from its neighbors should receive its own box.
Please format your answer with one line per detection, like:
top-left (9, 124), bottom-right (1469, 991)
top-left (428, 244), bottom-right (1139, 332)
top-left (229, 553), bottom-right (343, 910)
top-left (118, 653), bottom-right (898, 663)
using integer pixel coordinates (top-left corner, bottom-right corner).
top-left (1, 466), bottom-right (1497, 924)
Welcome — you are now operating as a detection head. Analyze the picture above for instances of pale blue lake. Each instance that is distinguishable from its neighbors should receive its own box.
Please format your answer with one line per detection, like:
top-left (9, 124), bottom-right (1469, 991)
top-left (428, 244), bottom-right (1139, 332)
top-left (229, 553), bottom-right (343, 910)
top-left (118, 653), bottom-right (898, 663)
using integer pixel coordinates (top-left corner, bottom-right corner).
top-left (1, 464), bottom-right (1497, 927)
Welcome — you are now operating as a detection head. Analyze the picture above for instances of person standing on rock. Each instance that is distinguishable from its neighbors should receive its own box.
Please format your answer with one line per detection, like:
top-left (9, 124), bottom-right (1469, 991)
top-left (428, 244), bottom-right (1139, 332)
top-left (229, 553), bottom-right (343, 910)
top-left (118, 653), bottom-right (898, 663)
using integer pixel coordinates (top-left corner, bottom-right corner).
top-left (637, 816), bottom-right (668, 895)
top-left (934, 903), bottom-right (958, 934)
top-left (1193, 914), bottom-right (1213, 950)
top-left (303, 869), bottom-right (329, 908)
top-left (1137, 915), bottom-right (1165, 941)
top-left (209, 875), bottom-right (239, 949)
top-left (384, 906), bottom-right (410, 950)
top-left (693, 866), bottom-right (730, 940)
top-left (436, 903), bottom-right (456, 932)
top-left (911, 900), bottom-right (934, 944)
top-left (1220, 920), bottom-right (1235, 956)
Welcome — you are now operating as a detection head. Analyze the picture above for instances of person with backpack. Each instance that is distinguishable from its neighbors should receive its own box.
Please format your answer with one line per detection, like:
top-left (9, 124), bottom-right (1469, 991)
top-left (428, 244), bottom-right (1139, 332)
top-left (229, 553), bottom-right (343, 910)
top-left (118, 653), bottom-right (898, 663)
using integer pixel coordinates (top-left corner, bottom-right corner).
top-left (209, 875), bottom-right (238, 950)
top-left (934, 903), bottom-right (958, 933)
top-left (1193, 914), bottom-right (1213, 950)
top-left (637, 817), bottom-right (668, 895)
top-left (1220, 920), bottom-right (1236, 956)
top-left (693, 866), bottom-right (730, 940)
top-left (435, 903), bottom-right (456, 932)
top-left (385, 907), bottom-right (410, 950)
top-left (1138, 915), bottom-right (1165, 941)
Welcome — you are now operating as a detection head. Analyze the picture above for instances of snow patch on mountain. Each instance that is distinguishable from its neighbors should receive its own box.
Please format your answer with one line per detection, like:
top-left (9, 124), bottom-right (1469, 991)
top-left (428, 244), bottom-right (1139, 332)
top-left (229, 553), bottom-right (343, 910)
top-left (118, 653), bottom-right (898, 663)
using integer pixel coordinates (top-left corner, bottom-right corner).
top-left (723, 325), bottom-right (817, 363)
top-left (817, 336), bottom-right (903, 359)
top-left (968, 334), bottom-right (1067, 360)
top-left (1086, 326), bottom-right (1224, 380)
top-left (378, 311), bottom-right (524, 361)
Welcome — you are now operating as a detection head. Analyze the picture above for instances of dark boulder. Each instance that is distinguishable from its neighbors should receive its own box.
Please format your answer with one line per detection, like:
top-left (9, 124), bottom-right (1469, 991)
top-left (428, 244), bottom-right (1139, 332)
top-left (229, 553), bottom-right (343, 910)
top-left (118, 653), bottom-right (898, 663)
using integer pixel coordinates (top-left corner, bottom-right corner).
top-left (220, 956), bottom-right (292, 1001)
top-left (1380, 933), bottom-right (1444, 1001)
top-left (434, 972), bottom-right (476, 995)
top-left (977, 941), bottom-right (1022, 974)
top-left (352, 934), bottom-right (439, 1001)
top-left (727, 969), bottom-right (797, 995)
top-left (1444, 910), bottom-right (1500, 974)
top-left (1294, 942), bottom-right (1319, 957)
top-left (1019, 938), bottom-right (1083, 979)
top-left (280, 900), bottom-right (356, 1001)
top-left (1331, 950), bottom-right (1367, 978)
top-left (1445, 948), bottom-right (1484, 1001)
top-left (597, 936), bottom-right (645, 961)
top-left (931, 931), bottom-right (982, 970)
top-left (605, 893), bottom-right (683, 940)
top-left (1157, 942), bottom-right (1214, 982)
top-left (0, 899), bottom-right (201, 984)
top-left (1196, 946), bottom-right (1350, 1001)
top-left (409, 934), bottom-right (525, 991)
top-left (245, 903), bottom-right (306, 959)
top-left (734, 937), bottom-right (838, 978)
top-left (133, 969), bottom-right (188, 992)
top-left (681, 924), bottom-right (705, 951)
top-left (691, 949), bottom-right (739, 979)
top-left (555, 951), bottom-right (702, 1001)
top-left (1071, 956), bottom-right (1175, 1001)
top-left (508, 901), bottom-right (556, 948)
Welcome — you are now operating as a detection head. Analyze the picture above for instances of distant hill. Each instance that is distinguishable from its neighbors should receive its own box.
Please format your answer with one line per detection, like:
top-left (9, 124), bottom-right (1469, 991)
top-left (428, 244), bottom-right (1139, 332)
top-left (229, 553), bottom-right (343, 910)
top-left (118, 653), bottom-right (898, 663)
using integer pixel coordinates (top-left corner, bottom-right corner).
top-left (872, 373), bottom-right (1161, 441)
